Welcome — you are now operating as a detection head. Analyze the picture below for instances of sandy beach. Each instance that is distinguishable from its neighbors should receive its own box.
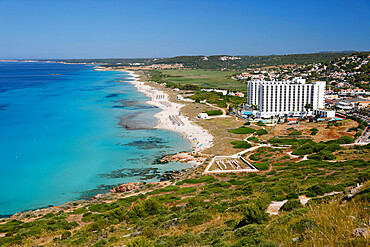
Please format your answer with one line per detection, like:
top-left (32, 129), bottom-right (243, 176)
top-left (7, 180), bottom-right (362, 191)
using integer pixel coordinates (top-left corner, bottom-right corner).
top-left (126, 71), bottom-right (214, 152)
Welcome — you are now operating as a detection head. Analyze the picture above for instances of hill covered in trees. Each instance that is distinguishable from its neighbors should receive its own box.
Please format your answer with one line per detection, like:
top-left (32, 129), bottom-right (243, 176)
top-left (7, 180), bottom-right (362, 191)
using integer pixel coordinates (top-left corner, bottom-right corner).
top-left (151, 53), bottom-right (350, 69)
top-left (51, 52), bottom-right (361, 69)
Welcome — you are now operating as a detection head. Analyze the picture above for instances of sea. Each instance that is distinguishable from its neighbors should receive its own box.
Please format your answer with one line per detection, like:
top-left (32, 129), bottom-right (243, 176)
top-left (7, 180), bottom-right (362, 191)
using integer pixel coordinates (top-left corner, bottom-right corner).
top-left (0, 61), bottom-right (191, 217)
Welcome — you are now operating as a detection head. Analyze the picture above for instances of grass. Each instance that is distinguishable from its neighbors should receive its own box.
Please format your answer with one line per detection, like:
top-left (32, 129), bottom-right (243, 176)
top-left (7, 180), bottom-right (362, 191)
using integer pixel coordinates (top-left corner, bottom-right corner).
top-left (267, 196), bottom-right (369, 246)
top-left (159, 69), bottom-right (247, 91)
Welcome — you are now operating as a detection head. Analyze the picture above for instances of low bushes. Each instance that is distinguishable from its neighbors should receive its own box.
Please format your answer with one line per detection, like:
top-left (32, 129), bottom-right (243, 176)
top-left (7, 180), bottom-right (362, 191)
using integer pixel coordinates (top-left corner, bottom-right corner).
top-left (229, 127), bottom-right (256, 134)
top-left (247, 137), bottom-right (259, 142)
top-left (182, 175), bottom-right (218, 184)
top-left (253, 162), bottom-right (270, 171)
top-left (279, 199), bottom-right (303, 212)
top-left (255, 129), bottom-right (268, 135)
top-left (128, 198), bottom-right (162, 219)
top-left (183, 207), bottom-right (212, 226)
top-left (147, 186), bottom-right (179, 195)
top-left (310, 127), bottom-right (319, 135)
top-left (177, 187), bottom-right (197, 194)
top-left (289, 130), bottom-right (302, 136)
top-left (206, 110), bottom-right (222, 116)
top-left (230, 141), bottom-right (252, 149)
top-left (306, 184), bottom-right (333, 197)
top-left (336, 136), bottom-right (354, 144)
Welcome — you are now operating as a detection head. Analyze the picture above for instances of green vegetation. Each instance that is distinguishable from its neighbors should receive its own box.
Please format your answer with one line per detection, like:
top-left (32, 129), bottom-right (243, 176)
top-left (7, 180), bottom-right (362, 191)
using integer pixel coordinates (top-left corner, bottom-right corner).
top-left (347, 115), bottom-right (368, 138)
top-left (158, 69), bottom-right (246, 91)
top-left (289, 130), bottom-right (302, 136)
top-left (255, 129), bottom-right (268, 135)
top-left (310, 127), bottom-right (319, 135)
top-left (228, 126), bottom-right (256, 134)
top-left (152, 53), bottom-right (348, 69)
top-left (230, 141), bottom-right (252, 149)
top-left (205, 110), bottom-right (223, 116)
top-left (279, 199), bottom-right (303, 212)
top-left (247, 136), bottom-right (259, 142)
top-left (253, 162), bottom-right (270, 170)
top-left (190, 90), bottom-right (247, 107)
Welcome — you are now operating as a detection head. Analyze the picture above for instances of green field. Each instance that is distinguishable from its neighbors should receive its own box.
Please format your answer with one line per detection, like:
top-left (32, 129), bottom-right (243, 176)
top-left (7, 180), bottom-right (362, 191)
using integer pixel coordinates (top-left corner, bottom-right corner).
top-left (160, 69), bottom-right (247, 91)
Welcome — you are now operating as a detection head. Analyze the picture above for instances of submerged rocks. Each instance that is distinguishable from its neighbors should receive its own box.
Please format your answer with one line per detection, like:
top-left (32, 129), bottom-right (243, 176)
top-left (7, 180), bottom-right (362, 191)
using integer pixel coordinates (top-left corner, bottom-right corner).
top-left (160, 170), bottom-right (186, 181)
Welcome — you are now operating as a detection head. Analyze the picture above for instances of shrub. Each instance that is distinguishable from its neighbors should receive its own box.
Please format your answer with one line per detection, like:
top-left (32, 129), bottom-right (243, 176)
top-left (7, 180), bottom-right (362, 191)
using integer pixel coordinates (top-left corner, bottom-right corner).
top-left (228, 127), bottom-right (256, 134)
top-left (244, 121), bottom-right (251, 125)
top-left (206, 110), bottom-right (223, 116)
top-left (289, 130), bottom-right (302, 135)
top-left (291, 219), bottom-right (316, 234)
top-left (306, 184), bottom-right (333, 197)
top-left (255, 129), bottom-right (268, 135)
top-left (186, 197), bottom-right (203, 208)
top-left (337, 136), bottom-right (354, 144)
top-left (242, 184), bottom-right (256, 196)
top-left (292, 143), bottom-right (315, 155)
top-left (61, 231), bottom-right (71, 240)
top-left (249, 154), bottom-right (261, 161)
top-left (240, 196), bottom-right (270, 225)
top-left (234, 224), bottom-right (260, 238)
top-left (147, 186), bottom-right (179, 195)
top-left (177, 187), bottom-right (197, 194)
top-left (279, 199), bottom-right (303, 212)
top-left (253, 162), bottom-right (270, 170)
top-left (323, 143), bottom-right (342, 152)
top-left (128, 198), bottom-right (161, 218)
top-left (183, 175), bottom-right (217, 184)
top-left (247, 137), bottom-right (259, 142)
top-left (217, 101), bottom-right (227, 108)
top-left (184, 207), bottom-right (212, 226)
top-left (230, 141), bottom-right (252, 149)
top-left (285, 192), bottom-right (299, 200)
top-left (127, 236), bottom-right (154, 247)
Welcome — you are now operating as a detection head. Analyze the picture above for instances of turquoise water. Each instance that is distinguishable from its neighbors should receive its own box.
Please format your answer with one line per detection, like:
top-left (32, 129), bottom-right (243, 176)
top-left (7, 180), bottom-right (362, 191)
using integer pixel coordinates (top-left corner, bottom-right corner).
top-left (0, 62), bottom-right (191, 216)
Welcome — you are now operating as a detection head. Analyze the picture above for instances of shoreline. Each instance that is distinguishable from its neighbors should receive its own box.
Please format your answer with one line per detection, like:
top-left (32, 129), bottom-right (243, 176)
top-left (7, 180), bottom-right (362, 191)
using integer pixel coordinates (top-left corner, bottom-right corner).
top-left (125, 70), bottom-right (214, 153)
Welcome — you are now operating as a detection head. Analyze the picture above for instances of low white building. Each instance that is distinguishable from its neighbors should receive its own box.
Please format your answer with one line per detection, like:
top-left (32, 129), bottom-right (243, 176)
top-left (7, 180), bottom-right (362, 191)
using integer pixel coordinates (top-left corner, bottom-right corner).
top-left (313, 109), bottom-right (336, 118)
top-left (201, 89), bottom-right (228, 95)
top-left (198, 113), bottom-right (210, 119)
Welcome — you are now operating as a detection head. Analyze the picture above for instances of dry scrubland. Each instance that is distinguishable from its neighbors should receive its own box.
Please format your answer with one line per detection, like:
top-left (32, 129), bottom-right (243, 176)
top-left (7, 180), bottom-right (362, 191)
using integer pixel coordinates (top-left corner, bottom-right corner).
top-left (269, 119), bottom-right (357, 142)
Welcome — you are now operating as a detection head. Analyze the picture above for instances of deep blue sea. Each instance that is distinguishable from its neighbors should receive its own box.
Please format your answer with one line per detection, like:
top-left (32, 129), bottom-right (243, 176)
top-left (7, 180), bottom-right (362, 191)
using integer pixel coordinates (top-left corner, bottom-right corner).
top-left (0, 62), bottom-right (191, 217)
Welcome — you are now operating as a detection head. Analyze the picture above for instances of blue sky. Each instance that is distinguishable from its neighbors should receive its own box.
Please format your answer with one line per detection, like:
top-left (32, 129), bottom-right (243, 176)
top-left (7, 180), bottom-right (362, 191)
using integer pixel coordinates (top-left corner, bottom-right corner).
top-left (0, 0), bottom-right (369, 58)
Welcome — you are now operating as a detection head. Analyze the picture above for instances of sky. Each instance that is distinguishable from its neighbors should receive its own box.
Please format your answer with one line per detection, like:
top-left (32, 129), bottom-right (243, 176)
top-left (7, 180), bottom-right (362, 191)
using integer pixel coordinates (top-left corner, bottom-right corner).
top-left (0, 0), bottom-right (369, 59)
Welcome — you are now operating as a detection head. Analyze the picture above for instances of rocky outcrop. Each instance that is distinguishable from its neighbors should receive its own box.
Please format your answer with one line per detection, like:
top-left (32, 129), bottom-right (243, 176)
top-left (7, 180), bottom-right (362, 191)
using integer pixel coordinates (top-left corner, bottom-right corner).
top-left (110, 182), bottom-right (142, 193)
top-left (160, 152), bottom-right (207, 164)
top-left (353, 228), bottom-right (369, 238)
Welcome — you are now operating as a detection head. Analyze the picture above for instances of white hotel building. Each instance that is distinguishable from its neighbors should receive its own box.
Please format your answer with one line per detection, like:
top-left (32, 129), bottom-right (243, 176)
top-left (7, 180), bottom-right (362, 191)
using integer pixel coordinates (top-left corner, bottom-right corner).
top-left (248, 78), bottom-right (326, 118)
